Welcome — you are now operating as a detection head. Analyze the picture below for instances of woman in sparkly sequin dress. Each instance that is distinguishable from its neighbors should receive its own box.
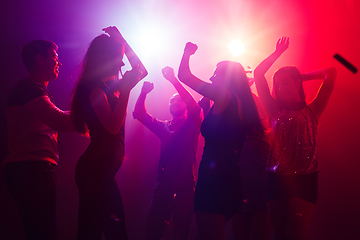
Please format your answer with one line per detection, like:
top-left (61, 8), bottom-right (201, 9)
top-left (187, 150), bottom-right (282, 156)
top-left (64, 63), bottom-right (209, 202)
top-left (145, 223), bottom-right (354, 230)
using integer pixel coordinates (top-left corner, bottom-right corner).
top-left (254, 37), bottom-right (336, 240)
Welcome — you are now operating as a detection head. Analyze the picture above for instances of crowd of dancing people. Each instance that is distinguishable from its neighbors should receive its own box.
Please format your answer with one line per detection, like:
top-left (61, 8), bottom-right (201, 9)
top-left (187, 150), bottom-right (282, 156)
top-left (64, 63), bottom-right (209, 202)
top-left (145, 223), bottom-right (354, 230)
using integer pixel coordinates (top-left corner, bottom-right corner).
top-left (3, 26), bottom-right (336, 240)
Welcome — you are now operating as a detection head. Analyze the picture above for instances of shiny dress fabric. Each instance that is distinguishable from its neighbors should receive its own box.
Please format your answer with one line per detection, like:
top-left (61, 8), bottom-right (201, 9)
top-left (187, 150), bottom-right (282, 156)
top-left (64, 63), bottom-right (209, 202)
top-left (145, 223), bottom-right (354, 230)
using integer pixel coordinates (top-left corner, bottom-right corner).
top-left (267, 103), bottom-right (318, 175)
top-left (194, 93), bottom-right (246, 220)
top-left (266, 103), bottom-right (319, 204)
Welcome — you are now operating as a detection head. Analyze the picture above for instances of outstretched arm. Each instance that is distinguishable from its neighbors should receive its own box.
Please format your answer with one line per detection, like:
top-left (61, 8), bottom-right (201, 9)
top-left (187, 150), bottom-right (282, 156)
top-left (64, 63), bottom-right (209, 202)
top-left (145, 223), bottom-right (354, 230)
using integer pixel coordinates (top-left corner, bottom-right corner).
top-left (133, 81), bottom-right (154, 121)
top-left (178, 42), bottom-right (231, 111)
top-left (132, 81), bottom-right (167, 138)
top-left (254, 37), bottom-right (289, 118)
top-left (103, 26), bottom-right (148, 80)
top-left (306, 67), bottom-right (337, 121)
top-left (25, 96), bottom-right (73, 132)
top-left (162, 66), bottom-right (198, 109)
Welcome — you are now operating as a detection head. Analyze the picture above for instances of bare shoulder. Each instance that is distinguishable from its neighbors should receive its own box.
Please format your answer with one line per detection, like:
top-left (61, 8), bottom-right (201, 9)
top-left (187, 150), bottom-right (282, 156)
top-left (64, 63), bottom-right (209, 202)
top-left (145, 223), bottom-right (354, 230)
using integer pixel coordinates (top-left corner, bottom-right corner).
top-left (89, 86), bottom-right (107, 103)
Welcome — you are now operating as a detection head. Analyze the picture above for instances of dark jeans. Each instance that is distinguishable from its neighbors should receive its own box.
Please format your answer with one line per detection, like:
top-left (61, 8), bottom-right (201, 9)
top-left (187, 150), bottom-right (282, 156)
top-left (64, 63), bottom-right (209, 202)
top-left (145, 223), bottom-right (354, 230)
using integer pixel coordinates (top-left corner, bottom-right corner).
top-left (146, 185), bottom-right (194, 240)
top-left (4, 161), bottom-right (57, 240)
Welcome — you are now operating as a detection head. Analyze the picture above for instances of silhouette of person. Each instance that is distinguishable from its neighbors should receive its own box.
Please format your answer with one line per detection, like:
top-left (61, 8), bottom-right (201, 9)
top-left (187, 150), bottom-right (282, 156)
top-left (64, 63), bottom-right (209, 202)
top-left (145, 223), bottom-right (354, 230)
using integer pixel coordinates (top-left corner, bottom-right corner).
top-left (70, 26), bottom-right (147, 240)
top-left (178, 42), bottom-right (264, 240)
top-left (4, 39), bottom-right (73, 240)
top-left (133, 66), bottom-right (201, 240)
top-left (254, 37), bottom-right (337, 240)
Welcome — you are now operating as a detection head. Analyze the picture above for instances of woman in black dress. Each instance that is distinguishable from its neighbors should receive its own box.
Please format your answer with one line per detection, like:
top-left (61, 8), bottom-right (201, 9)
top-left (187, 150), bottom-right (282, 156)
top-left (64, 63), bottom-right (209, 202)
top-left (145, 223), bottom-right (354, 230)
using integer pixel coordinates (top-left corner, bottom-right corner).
top-left (70, 26), bottom-right (147, 240)
top-left (178, 42), bottom-right (264, 240)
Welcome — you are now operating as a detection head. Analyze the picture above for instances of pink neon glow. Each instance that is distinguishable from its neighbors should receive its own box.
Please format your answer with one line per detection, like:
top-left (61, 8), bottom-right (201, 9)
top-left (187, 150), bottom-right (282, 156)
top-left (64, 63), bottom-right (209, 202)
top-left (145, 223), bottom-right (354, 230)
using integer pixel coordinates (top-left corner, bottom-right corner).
top-left (1, 1), bottom-right (360, 240)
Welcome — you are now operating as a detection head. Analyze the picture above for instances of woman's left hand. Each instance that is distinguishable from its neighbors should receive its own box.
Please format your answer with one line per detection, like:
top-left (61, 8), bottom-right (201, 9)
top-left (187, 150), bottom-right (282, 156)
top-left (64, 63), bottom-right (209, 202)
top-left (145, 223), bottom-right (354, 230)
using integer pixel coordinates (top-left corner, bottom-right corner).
top-left (102, 26), bottom-right (125, 43)
top-left (275, 37), bottom-right (289, 54)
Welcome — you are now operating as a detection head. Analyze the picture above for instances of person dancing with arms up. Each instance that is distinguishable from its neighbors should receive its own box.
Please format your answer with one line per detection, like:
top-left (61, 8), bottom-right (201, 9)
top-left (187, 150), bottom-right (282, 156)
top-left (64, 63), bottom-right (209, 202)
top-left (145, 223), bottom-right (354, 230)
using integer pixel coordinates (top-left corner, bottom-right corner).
top-left (133, 66), bottom-right (201, 240)
top-left (253, 37), bottom-right (336, 240)
top-left (178, 42), bottom-right (264, 240)
top-left (70, 26), bottom-right (147, 240)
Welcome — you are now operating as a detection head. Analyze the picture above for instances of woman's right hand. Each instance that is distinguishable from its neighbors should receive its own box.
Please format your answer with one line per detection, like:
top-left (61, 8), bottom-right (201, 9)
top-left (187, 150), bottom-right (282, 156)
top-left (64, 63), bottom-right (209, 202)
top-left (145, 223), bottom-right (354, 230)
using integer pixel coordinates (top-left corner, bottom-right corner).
top-left (275, 37), bottom-right (289, 54)
top-left (119, 68), bottom-right (142, 92)
top-left (184, 42), bottom-right (198, 55)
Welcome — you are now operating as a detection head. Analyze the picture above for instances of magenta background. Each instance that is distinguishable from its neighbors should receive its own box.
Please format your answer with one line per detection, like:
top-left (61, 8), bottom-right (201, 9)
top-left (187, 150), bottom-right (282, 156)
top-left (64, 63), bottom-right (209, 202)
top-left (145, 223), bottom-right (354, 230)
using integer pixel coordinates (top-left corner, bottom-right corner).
top-left (1, 0), bottom-right (360, 239)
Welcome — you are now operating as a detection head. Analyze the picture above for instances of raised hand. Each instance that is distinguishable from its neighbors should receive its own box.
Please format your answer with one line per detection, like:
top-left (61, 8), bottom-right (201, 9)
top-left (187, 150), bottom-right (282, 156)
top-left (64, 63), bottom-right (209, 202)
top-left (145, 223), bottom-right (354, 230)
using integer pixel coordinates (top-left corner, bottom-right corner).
top-left (184, 42), bottom-right (198, 55)
top-left (275, 37), bottom-right (289, 54)
top-left (102, 26), bottom-right (125, 43)
top-left (162, 66), bottom-right (178, 84)
top-left (141, 81), bottom-right (154, 95)
top-left (119, 68), bottom-right (142, 92)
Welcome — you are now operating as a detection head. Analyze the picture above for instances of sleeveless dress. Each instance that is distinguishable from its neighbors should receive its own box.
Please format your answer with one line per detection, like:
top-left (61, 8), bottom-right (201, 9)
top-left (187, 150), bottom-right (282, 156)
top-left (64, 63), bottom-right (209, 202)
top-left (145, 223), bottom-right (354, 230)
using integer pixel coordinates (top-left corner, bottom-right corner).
top-left (75, 81), bottom-right (128, 239)
top-left (194, 93), bottom-right (246, 220)
top-left (266, 103), bottom-right (319, 204)
top-left (238, 136), bottom-right (269, 212)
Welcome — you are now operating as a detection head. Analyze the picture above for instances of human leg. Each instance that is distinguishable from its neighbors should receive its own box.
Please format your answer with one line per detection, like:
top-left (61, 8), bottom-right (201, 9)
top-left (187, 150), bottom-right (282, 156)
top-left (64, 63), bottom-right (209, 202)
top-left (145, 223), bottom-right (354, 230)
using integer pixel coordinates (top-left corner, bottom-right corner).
top-left (231, 209), bottom-right (271, 240)
top-left (172, 188), bottom-right (194, 240)
top-left (251, 210), bottom-right (271, 240)
top-left (4, 162), bottom-right (57, 240)
top-left (286, 197), bottom-right (314, 240)
top-left (267, 198), bottom-right (289, 240)
top-left (231, 211), bottom-right (253, 240)
top-left (76, 182), bottom-right (103, 240)
top-left (102, 179), bottom-right (128, 240)
top-left (75, 160), bottom-right (104, 240)
top-left (195, 211), bottom-right (226, 240)
top-left (146, 187), bottom-right (172, 240)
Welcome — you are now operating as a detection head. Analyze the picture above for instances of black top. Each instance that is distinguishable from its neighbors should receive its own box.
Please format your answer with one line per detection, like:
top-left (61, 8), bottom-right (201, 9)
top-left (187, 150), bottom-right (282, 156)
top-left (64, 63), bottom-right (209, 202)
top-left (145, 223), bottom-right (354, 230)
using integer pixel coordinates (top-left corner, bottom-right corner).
top-left (194, 92), bottom-right (247, 220)
top-left (200, 93), bottom-right (246, 175)
top-left (76, 80), bottom-right (125, 178)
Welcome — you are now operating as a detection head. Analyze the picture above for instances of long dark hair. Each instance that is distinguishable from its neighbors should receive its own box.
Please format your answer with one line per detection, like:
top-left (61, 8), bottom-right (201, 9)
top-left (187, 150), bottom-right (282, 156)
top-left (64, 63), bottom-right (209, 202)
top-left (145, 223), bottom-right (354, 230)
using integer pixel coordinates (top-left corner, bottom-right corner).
top-left (70, 34), bottom-right (124, 134)
top-left (217, 61), bottom-right (264, 137)
top-left (272, 66), bottom-right (306, 105)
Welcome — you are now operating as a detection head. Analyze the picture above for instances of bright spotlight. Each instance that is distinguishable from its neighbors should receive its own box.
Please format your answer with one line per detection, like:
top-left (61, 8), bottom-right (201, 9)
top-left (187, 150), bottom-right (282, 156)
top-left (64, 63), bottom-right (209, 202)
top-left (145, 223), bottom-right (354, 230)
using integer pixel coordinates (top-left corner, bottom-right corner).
top-left (228, 39), bottom-right (245, 56)
top-left (136, 27), bottom-right (164, 56)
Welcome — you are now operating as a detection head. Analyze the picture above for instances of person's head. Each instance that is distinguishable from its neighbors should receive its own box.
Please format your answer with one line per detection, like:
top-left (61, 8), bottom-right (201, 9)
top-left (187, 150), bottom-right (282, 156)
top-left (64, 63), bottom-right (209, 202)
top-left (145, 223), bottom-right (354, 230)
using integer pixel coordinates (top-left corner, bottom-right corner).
top-left (210, 61), bottom-right (247, 89)
top-left (273, 66), bottom-right (305, 105)
top-left (212, 61), bottom-right (264, 137)
top-left (70, 35), bottom-right (125, 134)
top-left (80, 34), bottom-right (125, 81)
top-left (21, 40), bottom-right (61, 80)
top-left (169, 93), bottom-right (187, 118)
